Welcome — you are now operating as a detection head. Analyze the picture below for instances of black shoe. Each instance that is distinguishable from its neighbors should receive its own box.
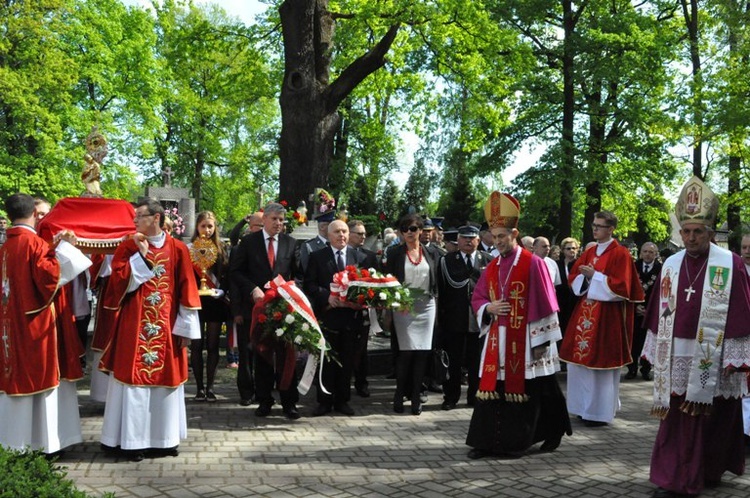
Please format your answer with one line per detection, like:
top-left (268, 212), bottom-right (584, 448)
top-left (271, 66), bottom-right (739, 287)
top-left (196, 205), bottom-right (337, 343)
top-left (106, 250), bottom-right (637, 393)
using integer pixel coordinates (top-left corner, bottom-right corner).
top-left (44, 450), bottom-right (65, 461)
top-left (582, 419), bottom-right (608, 427)
top-left (100, 443), bottom-right (121, 456)
top-left (467, 448), bottom-right (488, 460)
top-left (539, 436), bottom-right (562, 452)
top-left (283, 406), bottom-right (301, 420)
top-left (147, 446), bottom-right (179, 458)
top-left (334, 402), bottom-right (355, 416)
top-left (441, 401), bottom-right (456, 411)
top-left (206, 390), bottom-right (217, 403)
top-left (239, 398), bottom-right (252, 407)
top-left (125, 450), bottom-right (145, 462)
top-left (704, 478), bottom-right (721, 489)
top-left (194, 389), bottom-right (206, 401)
top-left (641, 370), bottom-right (654, 381)
top-left (355, 386), bottom-right (370, 398)
top-left (411, 404), bottom-right (422, 416)
top-left (651, 488), bottom-right (679, 498)
top-left (393, 402), bottom-right (404, 414)
top-left (312, 403), bottom-right (332, 417)
top-left (255, 403), bottom-right (272, 417)
top-left (624, 370), bottom-right (637, 380)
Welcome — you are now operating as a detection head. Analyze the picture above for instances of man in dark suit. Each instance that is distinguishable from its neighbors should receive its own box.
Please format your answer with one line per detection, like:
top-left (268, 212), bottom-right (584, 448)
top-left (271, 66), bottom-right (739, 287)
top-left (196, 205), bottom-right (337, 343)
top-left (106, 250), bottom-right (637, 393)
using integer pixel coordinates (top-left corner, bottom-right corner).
top-left (347, 220), bottom-right (380, 398)
top-left (230, 202), bottom-right (301, 419)
top-left (304, 220), bottom-right (376, 416)
top-left (437, 225), bottom-right (493, 410)
top-left (626, 241), bottom-right (661, 380)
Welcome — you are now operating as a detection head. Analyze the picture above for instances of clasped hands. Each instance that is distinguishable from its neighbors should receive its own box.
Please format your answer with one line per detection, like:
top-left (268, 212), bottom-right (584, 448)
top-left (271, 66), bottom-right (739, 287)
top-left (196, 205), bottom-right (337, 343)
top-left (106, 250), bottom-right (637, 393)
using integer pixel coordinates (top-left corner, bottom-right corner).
top-left (579, 264), bottom-right (596, 279)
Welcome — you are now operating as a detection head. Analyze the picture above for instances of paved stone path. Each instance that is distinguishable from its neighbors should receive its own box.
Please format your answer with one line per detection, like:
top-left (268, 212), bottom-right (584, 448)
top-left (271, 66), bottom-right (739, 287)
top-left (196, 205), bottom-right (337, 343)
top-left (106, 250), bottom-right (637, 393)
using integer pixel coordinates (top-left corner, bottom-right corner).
top-left (60, 369), bottom-right (749, 498)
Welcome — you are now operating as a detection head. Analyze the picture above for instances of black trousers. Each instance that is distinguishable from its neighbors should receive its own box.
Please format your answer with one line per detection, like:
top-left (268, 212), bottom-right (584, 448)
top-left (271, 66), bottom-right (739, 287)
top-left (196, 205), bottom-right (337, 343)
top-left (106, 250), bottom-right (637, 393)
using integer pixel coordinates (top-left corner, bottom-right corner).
top-left (255, 345), bottom-right (299, 410)
top-left (235, 319), bottom-right (255, 402)
top-left (352, 325), bottom-right (369, 389)
top-left (317, 328), bottom-right (356, 406)
top-left (628, 324), bottom-right (651, 374)
top-left (442, 331), bottom-right (482, 405)
top-left (394, 350), bottom-right (429, 406)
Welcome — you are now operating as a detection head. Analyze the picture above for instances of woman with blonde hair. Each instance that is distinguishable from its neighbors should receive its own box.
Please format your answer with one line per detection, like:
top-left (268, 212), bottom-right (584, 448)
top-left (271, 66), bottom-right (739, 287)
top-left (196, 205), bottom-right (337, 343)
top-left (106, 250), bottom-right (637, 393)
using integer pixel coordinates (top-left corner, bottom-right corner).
top-left (189, 211), bottom-right (229, 402)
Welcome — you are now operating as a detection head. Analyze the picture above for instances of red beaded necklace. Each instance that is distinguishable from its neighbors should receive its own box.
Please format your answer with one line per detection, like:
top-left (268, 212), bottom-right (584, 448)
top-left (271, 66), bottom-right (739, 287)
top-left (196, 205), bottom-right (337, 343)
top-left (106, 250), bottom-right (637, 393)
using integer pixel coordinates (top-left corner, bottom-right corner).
top-left (406, 245), bottom-right (423, 266)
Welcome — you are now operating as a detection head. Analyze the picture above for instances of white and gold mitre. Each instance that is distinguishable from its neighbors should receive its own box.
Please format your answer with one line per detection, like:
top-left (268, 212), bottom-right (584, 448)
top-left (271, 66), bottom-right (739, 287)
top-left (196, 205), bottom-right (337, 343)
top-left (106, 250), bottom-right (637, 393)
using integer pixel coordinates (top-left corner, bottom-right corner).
top-left (674, 175), bottom-right (719, 228)
top-left (484, 191), bottom-right (520, 229)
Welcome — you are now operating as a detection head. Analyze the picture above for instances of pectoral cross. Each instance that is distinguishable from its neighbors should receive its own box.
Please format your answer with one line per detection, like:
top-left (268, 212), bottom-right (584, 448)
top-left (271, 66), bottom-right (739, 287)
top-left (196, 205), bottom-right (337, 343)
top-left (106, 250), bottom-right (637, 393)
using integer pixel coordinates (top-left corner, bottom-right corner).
top-left (684, 286), bottom-right (696, 302)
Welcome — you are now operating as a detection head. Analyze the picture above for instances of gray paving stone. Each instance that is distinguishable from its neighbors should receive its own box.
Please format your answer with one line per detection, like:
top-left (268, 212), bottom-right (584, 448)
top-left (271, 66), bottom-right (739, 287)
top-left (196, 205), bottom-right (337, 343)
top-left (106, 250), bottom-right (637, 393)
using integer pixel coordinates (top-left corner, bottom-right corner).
top-left (58, 370), bottom-right (750, 497)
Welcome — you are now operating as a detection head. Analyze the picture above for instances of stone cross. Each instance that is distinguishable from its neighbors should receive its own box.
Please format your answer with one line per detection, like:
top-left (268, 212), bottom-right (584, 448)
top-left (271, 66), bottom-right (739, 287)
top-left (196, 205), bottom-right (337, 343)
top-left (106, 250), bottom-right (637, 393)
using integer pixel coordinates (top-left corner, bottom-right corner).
top-left (162, 167), bottom-right (174, 187)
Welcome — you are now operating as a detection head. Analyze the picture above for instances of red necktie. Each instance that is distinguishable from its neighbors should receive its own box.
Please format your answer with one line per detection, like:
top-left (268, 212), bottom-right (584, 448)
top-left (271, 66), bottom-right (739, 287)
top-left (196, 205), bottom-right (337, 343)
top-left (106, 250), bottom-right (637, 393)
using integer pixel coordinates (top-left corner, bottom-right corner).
top-left (267, 236), bottom-right (275, 268)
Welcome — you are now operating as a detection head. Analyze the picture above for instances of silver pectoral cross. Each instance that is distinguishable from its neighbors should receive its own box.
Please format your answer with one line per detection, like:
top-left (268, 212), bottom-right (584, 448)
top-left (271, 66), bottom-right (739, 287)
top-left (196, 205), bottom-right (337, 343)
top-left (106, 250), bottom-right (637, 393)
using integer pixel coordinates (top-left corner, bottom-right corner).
top-left (684, 286), bottom-right (696, 302)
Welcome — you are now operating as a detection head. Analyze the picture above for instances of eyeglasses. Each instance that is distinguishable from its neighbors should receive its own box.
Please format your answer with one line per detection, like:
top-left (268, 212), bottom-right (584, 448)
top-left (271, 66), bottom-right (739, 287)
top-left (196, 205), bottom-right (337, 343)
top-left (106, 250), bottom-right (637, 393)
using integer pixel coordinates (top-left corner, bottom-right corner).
top-left (134, 213), bottom-right (155, 221)
top-left (591, 223), bottom-right (611, 230)
top-left (402, 226), bottom-right (420, 233)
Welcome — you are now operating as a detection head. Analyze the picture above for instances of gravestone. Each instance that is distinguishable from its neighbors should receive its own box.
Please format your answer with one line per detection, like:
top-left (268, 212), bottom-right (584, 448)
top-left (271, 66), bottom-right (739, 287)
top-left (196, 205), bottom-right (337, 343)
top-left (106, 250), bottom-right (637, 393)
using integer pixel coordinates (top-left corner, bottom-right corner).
top-left (142, 167), bottom-right (195, 240)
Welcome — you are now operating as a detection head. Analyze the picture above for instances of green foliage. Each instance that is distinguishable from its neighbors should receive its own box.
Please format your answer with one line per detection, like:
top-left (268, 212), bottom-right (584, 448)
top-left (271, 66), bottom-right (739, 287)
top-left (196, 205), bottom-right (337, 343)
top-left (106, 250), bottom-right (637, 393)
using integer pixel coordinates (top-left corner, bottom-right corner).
top-left (0, 446), bottom-right (111, 498)
top-left (398, 160), bottom-right (438, 218)
top-left (436, 149), bottom-right (482, 227)
top-left (375, 179), bottom-right (402, 227)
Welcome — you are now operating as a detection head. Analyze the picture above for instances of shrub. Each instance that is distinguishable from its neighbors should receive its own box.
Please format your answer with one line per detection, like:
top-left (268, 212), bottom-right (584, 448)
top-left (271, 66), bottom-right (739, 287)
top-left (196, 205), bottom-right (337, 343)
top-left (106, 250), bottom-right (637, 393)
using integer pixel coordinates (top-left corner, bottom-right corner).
top-left (0, 446), bottom-right (111, 498)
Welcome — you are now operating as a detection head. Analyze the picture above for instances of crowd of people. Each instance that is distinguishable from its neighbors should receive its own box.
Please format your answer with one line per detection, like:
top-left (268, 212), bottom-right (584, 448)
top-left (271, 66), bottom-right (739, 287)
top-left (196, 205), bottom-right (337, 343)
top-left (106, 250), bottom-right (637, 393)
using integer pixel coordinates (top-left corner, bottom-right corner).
top-left (1, 175), bottom-right (750, 498)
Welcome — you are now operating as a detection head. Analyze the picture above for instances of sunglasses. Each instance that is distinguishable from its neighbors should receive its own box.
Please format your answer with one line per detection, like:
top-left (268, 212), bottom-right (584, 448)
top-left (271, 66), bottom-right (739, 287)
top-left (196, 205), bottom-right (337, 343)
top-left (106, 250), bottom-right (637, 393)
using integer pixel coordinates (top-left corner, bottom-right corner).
top-left (402, 225), bottom-right (420, 233)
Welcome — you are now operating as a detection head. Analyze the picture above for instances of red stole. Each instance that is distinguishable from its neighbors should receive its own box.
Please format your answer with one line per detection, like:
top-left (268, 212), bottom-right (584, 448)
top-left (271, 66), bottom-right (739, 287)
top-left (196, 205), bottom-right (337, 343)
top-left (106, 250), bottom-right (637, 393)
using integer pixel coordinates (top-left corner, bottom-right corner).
top-left (479, 249), bottom-right (532, 400)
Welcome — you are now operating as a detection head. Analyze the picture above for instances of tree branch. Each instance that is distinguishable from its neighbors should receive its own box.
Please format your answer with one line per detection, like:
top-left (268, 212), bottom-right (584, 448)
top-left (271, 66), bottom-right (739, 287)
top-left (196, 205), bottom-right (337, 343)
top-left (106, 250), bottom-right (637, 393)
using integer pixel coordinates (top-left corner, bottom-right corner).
top-left (324, 23), bottom-right (400, 113)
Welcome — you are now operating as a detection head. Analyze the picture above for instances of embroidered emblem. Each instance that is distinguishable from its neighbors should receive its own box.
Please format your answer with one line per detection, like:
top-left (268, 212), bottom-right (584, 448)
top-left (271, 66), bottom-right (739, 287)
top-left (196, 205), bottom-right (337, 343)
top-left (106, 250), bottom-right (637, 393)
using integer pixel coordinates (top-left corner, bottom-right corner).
top-left (709, 266), bottom-right (728, 291)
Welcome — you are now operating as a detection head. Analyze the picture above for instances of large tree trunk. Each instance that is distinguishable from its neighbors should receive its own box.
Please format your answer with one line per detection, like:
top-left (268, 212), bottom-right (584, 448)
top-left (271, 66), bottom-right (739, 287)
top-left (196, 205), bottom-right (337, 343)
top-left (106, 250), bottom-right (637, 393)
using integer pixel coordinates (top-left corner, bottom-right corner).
top-left (558, 0), bottom-right (578, 239)
top-left (681, 0), bottom-right (703, 177)
top-left (278, 0), bottom-right (399, 206)
top-left (582, 82), bottom-right (605, 243)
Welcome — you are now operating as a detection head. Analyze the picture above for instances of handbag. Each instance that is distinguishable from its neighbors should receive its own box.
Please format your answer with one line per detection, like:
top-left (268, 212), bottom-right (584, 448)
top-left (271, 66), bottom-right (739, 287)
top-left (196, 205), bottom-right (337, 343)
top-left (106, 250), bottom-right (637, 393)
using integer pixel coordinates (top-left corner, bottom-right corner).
top-left (432, 349), bottom-right (450, 383)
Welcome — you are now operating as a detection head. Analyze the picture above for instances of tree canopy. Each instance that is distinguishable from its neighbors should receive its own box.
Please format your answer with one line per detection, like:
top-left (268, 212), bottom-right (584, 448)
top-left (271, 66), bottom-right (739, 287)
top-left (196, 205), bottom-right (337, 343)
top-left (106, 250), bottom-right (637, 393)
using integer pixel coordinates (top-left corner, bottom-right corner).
top-left (1, 0), bottom-right (749, 244)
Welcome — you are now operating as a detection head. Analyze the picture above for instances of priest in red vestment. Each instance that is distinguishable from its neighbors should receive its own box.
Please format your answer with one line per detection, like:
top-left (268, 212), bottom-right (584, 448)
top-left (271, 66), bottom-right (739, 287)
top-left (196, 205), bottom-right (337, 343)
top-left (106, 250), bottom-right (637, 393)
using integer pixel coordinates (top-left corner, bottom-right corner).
top-left (465, 192), bottom-right (571, 459)
top-left (559, 210), bottom-right (644, 426)
top-left (99, 198), bottom-right (201, 461)
top-left (0, 193), bottom-right (91, 454)
top-left (642, 176), bottom-right (750, 498)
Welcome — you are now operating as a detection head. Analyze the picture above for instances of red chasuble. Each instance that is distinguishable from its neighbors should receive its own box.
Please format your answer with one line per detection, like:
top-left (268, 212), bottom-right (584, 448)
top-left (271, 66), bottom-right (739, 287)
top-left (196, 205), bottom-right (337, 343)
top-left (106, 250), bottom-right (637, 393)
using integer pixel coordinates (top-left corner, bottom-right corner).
top-left (100, 235), bottom-right (201, 387)
top-left (559, 240), bottom-right (643, 369)
top-left (0, 227), bottom-right (62, 395)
